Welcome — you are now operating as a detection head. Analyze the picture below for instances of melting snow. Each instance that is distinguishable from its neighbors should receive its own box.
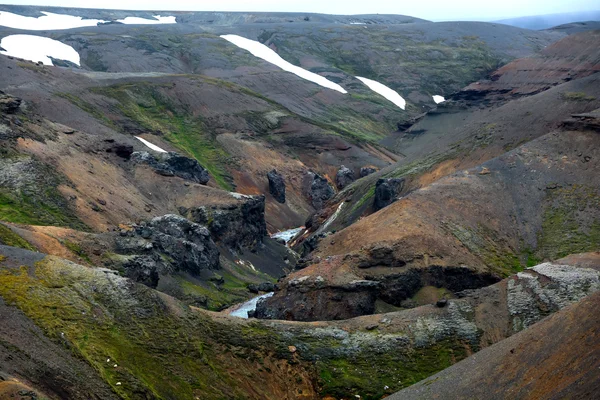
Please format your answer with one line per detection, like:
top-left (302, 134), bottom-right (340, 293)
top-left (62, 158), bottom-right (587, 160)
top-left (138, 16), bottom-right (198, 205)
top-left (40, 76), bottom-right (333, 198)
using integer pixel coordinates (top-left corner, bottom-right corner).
top-left (220, 34), bottom-right (347, 94)
top-left (271, 227), bottom-right (304, 244)
top-left (0, 11), bottom-right (106, 30)
top-left (356, 76), bottom-right (406, 110)
top-left (230, 292), bottom-right (274, 318)
top-left (117, 15), bottom-right (177, 25)
top-left (433, 95), bottom-right (445, 104)
top-left (320, 202), bottom-right (345, 233)
top-left (230, 192), bottom-right (252, 200)
top-left (135, 136), bottom-right (168, 153)
top-left (0, 34), bottom-right (80, 66)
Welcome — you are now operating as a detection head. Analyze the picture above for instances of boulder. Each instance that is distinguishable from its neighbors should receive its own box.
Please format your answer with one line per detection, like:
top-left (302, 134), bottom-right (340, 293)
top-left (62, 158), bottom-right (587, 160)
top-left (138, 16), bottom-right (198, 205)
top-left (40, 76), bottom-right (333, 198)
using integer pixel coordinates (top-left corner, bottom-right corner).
top-left (306, 172), bottom-right (335, 210)
top-left (335, 165), bottom-right (355, 189)
top-left (374, 178), bottom-right (405, 210)
top-left (360, 166), bottom-right (378, 177)
top-left (267, 169), bottom-right (286, 203)
top-left (131, 151), bottom-right (210, 184)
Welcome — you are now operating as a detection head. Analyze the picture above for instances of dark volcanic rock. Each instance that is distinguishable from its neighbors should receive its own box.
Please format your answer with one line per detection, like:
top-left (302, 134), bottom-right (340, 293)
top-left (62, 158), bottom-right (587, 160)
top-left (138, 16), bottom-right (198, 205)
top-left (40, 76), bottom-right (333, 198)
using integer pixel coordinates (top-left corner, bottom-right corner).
top-left (0, 91), bottom-right (22, 114)
top-left (255, 279), bottom-right (380, 321)
top-left (306, 172), bottom-right (335, 210)
top-left (131, 151), bottom-right (210, 184)
top-left (107, 144), bottom-right (134, 159)
top-left (374, 178), bottom-right (405, 211)
top-left (267, 169), bottom-right (286, 203)
top-left (335, 165), bottom-right (355, 189)
top-left (184, 195), bottom-right (267, 251)
top-left (360, 166), bottom-right (378, 177)
top-left (114, 214), bottom-right (220, 286)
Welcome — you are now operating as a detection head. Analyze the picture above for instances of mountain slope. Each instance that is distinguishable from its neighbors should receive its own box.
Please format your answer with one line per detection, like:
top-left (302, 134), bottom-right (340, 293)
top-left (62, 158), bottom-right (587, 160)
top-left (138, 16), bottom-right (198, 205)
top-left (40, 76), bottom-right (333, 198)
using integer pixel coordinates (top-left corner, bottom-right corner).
top-left (391, 286), bottom-right (600, 400)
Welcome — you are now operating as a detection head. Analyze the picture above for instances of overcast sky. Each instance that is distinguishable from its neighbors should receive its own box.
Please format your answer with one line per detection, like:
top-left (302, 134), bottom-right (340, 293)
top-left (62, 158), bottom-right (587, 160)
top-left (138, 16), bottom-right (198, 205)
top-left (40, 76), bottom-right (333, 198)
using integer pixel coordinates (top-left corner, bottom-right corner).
top-left (3, 0), bottom-right (599, 21)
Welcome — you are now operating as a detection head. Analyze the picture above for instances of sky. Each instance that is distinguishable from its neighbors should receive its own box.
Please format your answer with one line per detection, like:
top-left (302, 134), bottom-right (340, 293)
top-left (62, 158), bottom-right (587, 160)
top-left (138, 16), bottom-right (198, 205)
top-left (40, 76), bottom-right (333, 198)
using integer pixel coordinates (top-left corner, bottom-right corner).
top-left (2, 0), bottom-right (599, 21)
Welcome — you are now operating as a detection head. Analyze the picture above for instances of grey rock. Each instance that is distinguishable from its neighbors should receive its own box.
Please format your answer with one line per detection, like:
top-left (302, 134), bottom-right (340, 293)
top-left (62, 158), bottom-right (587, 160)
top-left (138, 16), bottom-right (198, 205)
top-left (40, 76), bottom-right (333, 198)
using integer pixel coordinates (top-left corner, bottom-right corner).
top-left (360, 166), bottom-right (378, 177)
top-left (335, 165), bottom-right (355, 189)
top-left (374, 178), bottom-right (405, 210)
top-left (131, 151), bottom-right (210, 184)
top-left (306, 172), bottom-right (335, 210)
top-left (267, 169), bottom-right (286, 203)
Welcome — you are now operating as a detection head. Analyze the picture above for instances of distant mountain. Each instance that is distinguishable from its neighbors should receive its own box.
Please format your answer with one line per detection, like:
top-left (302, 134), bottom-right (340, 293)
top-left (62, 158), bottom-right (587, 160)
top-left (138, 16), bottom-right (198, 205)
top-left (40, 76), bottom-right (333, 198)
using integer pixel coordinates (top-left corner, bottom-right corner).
top-left (495, 10), bottom-right (600, 30)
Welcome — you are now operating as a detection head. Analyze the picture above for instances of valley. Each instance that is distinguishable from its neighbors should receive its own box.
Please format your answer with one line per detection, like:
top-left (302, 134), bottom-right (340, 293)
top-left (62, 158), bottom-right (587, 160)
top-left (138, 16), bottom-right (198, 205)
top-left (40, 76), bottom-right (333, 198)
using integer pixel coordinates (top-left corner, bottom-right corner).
top-left (0, 4), bottom-right (598, 399)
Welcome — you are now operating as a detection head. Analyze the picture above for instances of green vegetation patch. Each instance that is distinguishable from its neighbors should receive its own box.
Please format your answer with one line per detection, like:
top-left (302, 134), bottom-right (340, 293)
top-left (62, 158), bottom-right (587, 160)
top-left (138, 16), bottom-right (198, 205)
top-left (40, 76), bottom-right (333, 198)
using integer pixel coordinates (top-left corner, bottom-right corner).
top-left (0, 258), bottom-right (294, 399)
top-left (0, 224), bottom-right (35, 251)
top-left (0, 190), bottom-right (85, 229)
top-left (91, 83), bottom-right (234, 190)
top-left (538, 185), bottom-right (600, 259)
top-left (317, 338), bottom-right (470, 399)
top-left (561, 92), bottom-right (596, 102)
top-left (63, 240), bottom-right (92, 264)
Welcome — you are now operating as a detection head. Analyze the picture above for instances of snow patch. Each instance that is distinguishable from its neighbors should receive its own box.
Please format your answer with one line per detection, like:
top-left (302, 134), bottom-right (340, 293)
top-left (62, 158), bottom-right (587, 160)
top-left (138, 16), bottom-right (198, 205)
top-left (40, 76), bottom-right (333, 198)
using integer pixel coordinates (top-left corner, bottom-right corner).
top-left (230, 192), bottom-right (251, 200)
top-left (350, 22), bottom-right (366, 25)
top-left (117, 15), bottom-right (176, 25)
top-left (433, 95), bottom-right (445, 104)
top-left (235, 259), bottom-right (257, 272)
top-left (135, 136), bottom-right (167, 153)
top-left (271, 226), bottom-right (304, 244)
top-left (356, 76), bottom-right (406, 110)
top-left (229, 292), bottom-right (274, 318)
top-left (0, 34), bottom-right (80, 66)
top-left (0, 11), bottom-right (106, 30)
top-left (320, 202), bottom-right (345, 233)
top-left (220, 34), bottom-right (347, 94)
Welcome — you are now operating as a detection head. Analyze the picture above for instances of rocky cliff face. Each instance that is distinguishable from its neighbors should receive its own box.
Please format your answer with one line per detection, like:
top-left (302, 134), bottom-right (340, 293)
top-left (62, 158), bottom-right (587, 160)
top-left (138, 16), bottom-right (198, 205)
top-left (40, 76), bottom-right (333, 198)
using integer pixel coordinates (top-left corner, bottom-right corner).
top-left (267, 169), bottom-right (286, 203)
top-left (183, 194), bottom-right (267, 251)
top-left (114, 214), bottom-right (220, 286)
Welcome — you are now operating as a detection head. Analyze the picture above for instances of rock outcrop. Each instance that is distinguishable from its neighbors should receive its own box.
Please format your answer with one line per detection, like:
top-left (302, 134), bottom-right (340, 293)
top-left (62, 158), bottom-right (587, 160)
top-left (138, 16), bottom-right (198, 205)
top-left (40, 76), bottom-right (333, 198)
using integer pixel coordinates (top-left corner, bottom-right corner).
top-left (131, 151), bottom-right (210, 184)
top-left (114, 214), bottom-right (220, 286)
top-left (106, 143), bottom-right (134, 159)
top-left (255, 276), bottom-right (381, 320)
top-left (0, 91), bottom-right (21, 114)
top-left (335, 165), bottom-right (355, 189)
top-left (183, 194), bottom-right (267, 250)
top-left (374, 178), bottom-right (405, 210)
top-left (306, 172), bottom-right (335, 210)
top-left (267, 169), bottom-right (286, 203)
top-left (360, 166), bottom-right (378, 177)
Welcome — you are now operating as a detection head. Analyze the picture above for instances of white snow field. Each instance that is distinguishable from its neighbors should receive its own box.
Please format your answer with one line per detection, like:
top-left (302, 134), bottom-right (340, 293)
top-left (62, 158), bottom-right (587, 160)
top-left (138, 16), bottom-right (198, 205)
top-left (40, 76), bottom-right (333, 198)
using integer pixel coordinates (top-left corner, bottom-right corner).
top-left (0, 34), bottom-right (80, 66)
top-left (116, 15), bottom-right (177, 25)
top-left (0, 10), bottom-right (106, 30)
top-left (220, 34), bottom-right (347, 94)
top-left (135, 137), bottom-right (168, 153)
top-left (356, 76), bottom-right (406, 110)
top-left (433, 95), bottom-right (446, 104)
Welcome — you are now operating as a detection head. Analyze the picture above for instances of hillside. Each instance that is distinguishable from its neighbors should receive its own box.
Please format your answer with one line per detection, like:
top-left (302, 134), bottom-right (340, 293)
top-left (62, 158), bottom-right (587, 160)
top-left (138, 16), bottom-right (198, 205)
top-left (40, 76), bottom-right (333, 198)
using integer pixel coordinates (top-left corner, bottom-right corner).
top-left (0, 5), bottom-right (599, 400)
